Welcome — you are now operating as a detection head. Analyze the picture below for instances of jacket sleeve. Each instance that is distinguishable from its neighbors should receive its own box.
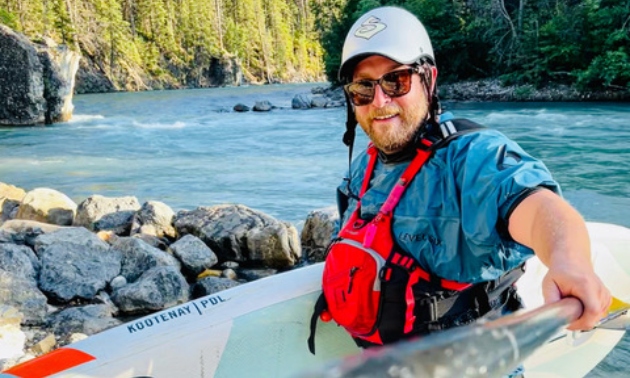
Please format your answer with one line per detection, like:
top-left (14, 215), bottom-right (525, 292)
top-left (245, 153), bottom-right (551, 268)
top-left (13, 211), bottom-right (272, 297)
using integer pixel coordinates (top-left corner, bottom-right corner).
top-left (449, 129), bottom-right (561, 277)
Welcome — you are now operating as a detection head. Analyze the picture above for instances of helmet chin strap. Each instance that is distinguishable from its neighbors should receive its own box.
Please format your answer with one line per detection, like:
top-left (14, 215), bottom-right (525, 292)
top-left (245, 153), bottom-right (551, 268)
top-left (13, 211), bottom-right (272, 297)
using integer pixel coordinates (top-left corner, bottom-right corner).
top-left (342, 91), bottom-right (360, 200)
top-left (419, 63), bottom-right (441, 126)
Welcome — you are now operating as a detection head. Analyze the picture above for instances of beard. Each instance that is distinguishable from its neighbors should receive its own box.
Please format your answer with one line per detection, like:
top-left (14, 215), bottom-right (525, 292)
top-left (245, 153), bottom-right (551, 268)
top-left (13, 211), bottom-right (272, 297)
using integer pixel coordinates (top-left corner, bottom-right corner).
top-left (356, 101), bottom-right (428, 154)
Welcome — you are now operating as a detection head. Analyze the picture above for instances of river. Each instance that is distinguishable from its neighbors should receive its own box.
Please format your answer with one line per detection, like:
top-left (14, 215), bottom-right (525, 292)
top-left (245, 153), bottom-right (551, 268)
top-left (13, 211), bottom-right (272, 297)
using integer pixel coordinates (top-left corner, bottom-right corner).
top-left (1, 84), bottom-right (629, 375)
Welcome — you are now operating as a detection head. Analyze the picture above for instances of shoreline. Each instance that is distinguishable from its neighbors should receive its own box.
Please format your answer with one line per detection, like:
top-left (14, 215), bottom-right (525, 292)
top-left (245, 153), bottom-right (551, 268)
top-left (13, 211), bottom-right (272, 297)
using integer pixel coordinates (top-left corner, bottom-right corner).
top-left (438, 79), bottom-right (630, 102)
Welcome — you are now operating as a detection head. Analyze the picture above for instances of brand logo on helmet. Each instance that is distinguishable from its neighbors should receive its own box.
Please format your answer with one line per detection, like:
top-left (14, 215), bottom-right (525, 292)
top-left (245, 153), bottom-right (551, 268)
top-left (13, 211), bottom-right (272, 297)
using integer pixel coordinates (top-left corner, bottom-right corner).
top-left (354, 16), bottom-right (387, 40)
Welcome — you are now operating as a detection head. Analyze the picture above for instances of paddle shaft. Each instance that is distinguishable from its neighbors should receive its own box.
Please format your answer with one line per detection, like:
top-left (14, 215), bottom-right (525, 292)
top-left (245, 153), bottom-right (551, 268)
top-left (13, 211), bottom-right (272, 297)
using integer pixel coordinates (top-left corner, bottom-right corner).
top-left (297, 297), bottom-right (585, 378)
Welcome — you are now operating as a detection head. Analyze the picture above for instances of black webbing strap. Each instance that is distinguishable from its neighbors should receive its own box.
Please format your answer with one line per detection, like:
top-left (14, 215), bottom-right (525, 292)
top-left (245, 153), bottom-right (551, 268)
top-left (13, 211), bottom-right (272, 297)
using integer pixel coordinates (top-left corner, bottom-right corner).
top-left (307, 293), bottom-right (327, 355)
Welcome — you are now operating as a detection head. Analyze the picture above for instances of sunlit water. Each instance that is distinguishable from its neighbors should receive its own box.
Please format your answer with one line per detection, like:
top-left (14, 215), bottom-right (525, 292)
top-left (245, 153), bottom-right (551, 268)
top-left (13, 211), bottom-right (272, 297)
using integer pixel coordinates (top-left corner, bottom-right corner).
top-left (1, 84), bottom-right (629, 375)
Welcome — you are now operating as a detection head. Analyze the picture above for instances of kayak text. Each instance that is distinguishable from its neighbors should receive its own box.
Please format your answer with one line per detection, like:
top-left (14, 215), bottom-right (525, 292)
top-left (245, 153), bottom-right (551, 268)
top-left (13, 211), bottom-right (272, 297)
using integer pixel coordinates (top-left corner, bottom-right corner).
top-left (127, 295), bottom-right (227, 334)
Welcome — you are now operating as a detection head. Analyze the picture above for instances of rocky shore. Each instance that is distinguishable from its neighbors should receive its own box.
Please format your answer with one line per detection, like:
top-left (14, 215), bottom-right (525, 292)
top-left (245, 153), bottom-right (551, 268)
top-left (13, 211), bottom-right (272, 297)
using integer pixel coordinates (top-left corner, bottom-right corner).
top-left (0, 182), bottom-right (338, 370)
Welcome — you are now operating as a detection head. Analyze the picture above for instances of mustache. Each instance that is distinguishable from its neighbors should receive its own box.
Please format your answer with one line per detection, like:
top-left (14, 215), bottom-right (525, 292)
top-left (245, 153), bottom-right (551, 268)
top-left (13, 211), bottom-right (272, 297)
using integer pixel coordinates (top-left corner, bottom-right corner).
top-left (369, 105), bottom-right (401, 119)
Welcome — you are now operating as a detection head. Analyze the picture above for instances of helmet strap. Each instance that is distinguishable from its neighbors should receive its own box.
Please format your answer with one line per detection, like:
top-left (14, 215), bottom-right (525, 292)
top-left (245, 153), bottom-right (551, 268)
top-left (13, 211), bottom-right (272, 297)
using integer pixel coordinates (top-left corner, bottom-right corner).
top-left (417, 62), bottom-right (441, 126)
top-left (342, 91), bottom-right (360, 200)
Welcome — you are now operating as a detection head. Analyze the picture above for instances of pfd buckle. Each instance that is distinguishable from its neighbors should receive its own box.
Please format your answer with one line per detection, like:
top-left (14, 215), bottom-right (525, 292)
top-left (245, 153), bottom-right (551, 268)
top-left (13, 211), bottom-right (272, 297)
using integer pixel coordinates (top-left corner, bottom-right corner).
top-left (418, 295), bottom-right (439, 322)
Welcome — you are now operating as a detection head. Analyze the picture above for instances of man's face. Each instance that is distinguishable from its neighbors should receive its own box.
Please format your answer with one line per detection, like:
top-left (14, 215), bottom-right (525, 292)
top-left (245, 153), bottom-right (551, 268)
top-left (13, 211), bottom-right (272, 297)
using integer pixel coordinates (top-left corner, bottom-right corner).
top-left (352, 55), bottom-right (430, 154)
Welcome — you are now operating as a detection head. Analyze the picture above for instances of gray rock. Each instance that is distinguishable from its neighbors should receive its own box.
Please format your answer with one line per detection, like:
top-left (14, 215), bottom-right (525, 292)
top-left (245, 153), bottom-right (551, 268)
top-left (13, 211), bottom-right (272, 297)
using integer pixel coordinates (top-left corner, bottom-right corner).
top-left (131, 233), bottom-right (169, 250)
top-left (310, 96), bottom-right (328, 108)
top-left (15, 188), bottom-right (77, 226)
top-left (237, 268), bottom-right (278, 282)
top-left (35, 38), bottom-right (80, 123)
top-left (300, 206), bottom-right (338, 263)
top-left (46, 304), bottom-right (121, 336)
top-left (111, 266), bottom-right (189, 313)
top-left (252, 100), bottom-right (273, 111)
top-left (0, 183), bottom-right (26, 224)
top-left (0, 244), bottom-right (39, 281)
top-left (0, 219), bottom-right (64, 247)
top-left (174, 204), bottom-right (301, 268)
top-left (193, 55), bottom-right (244, 87)
top-left (325, 100), bottom-right (345, 108)
top-left (191, 276), bottom-right (240, 298)
top-left (0, 25), bottom-right (46, 125)
top-left (246, 221), bottom-right (301, 268)
top-left (33, 226), bottom-right (109, 254)
top-left (130, 201), bottom-right (176, 240)
top-left (74, 195), bottom-right (141, 235)
top-left (0, 26), bottom-right (79, 126)
top-left (111, 237), bottom-right (180, 283)
top-left (110, 276), bottom-right (127, 291)
top-left (291, 94), bottom-right (311, 109)
top-left (35, 228), bottom-right (122, 302)
top-left (221, 268), bottom-right (237, 280)
top-left (170, 234), bottom-right (218, 276)
top-left (233, 103), bottom-right (250, 112)
top-left (0, 269), bottom-right (47, 325)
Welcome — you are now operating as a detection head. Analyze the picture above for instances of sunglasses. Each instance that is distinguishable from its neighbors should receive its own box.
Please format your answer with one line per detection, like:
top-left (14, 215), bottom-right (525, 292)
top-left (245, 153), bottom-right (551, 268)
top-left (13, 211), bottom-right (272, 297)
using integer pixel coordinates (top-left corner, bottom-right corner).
top-left (344, 67), bottom-right (420, 106)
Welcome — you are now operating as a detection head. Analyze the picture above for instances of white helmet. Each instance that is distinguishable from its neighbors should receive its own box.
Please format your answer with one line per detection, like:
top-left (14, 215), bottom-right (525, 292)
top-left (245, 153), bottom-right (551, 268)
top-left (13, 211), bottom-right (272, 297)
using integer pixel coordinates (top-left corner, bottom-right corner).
top-left (338, 6), bottom-right (435, 82)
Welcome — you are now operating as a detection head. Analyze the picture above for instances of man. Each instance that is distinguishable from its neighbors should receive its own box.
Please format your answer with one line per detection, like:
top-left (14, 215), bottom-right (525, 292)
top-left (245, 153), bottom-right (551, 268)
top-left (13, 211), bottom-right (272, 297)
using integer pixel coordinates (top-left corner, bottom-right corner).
top-left (317, 6), bottom-right (610, 352)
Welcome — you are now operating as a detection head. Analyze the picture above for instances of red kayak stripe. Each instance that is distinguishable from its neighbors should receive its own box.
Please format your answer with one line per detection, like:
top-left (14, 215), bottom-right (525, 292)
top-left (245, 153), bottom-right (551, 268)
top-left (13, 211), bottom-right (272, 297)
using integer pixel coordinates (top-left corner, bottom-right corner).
top-left (4, 348), bottom-right (95, 377)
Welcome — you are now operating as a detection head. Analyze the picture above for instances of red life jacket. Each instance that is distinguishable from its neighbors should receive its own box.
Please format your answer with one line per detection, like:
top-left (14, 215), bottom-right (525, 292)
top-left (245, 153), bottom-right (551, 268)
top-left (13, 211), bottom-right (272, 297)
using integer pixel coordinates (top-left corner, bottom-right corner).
top-left (308, 129), bottom-right (523, 353)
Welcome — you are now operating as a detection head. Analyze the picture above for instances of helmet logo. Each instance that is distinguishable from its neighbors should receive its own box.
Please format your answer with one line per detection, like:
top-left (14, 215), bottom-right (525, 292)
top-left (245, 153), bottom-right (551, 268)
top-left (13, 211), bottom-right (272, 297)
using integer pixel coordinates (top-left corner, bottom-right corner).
top-left (354, 16), bottom-right (387, 40)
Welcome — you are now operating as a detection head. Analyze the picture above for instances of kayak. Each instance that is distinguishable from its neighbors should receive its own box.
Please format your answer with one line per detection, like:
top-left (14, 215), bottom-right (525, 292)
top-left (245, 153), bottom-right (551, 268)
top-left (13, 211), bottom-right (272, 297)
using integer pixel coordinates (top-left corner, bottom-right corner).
top-left (2, 221), bottom-right (629, 378)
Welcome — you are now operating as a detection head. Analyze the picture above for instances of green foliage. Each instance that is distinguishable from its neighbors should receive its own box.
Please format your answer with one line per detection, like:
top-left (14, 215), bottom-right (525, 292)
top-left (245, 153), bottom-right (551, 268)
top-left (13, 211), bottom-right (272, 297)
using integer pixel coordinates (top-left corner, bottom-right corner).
top-left (0, 8), bottom-right (19, 29)
top-left (577, 50), bottom-right (630, 90)
top-left (3, 0), bottom-right (325, 88)
top-left (5, 0), bottom-right (630, 91)
top-left (317, 0), bottom-right (630, 92)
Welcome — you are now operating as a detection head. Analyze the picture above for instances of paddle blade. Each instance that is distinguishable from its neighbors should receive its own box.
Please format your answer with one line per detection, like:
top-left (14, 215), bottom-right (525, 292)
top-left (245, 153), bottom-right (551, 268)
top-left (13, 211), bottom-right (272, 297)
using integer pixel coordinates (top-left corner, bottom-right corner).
top-left (595, 296), bottom-right (630, 330)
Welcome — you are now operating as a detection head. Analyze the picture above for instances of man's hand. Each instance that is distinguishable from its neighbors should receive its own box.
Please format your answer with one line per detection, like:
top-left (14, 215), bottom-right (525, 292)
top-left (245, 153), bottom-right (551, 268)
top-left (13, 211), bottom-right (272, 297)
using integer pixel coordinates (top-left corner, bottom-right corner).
top-left (542, 264), bottom-right (611, 330)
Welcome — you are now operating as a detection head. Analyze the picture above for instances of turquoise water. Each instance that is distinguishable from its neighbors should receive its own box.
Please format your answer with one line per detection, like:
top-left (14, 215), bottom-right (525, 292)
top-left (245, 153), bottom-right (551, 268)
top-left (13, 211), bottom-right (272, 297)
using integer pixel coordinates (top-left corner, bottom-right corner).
top-left (1, 85), bottom-right (629, 374)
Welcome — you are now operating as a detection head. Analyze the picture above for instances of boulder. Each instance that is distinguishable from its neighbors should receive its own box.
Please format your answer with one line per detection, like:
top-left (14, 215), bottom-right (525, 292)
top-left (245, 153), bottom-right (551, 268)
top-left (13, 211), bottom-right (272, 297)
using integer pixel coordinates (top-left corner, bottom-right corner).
top-left (291, 94), bottom-right (311, 109)
top-left (0, 183), bottom-right (26, 224)
top-left (170, 234), bottom-right (219, 276)
top-left (130, 201), bottom-right (177, 240)
top-left (253, 100), bottom-right (273, 112)
top-left (110, 237), bottom-right (180, 283)
top-left (0, 270), bottom-right (47, 325)
top-left (0, 219), bottom-right (64, 247)
top-left (191, 276), bottom-right (240, 299)
top-left (310, 96), bottom-right (328, 108)
top-left (300, 206), bottom-right (338, 262)
top-left (111, 266), bottom-right (189, 313)
top-left (46, 304), bottom-right (121, 337)
top-left (174, 204), bottom-right (301, 268)
top-left (15, 188), bottom-right (77, 226)
top-left (74, 195), bottom-right (141, 235)
top-left (34, 228), bottom-right (122, 302)
top-left (0, 25), bottom-right (80, 126)
top-left (0, 244), bottom-right (40, 281)
top-left (233, 103), bottom-right (250, 112)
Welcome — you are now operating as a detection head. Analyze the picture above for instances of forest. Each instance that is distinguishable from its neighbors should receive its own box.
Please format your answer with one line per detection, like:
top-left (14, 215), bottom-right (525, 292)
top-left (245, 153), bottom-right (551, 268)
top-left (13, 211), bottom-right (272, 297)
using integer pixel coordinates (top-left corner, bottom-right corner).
top-left (1, 0), bottom-right (629, 91)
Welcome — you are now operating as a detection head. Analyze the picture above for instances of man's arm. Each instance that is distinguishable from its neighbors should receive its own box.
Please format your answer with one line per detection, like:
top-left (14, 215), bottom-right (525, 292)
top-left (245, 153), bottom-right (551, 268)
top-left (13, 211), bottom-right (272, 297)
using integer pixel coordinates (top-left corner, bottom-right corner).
top-left (508, 189), bottom-right (611, 330)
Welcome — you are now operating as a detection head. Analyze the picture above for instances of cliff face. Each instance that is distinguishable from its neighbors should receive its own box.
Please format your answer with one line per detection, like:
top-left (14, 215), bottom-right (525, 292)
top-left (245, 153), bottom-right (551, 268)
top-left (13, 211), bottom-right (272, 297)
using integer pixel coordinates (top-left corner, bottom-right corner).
top-left (72, 51), bottom-right (246, 94)
top-left (0, 24), bottom-right (247, 125)
top-left (0, 25), bottom-right (80, 126)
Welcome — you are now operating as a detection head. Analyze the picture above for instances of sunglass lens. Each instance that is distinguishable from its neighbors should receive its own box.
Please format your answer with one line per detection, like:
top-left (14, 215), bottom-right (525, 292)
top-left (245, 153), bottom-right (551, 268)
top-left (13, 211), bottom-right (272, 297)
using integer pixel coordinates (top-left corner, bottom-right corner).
top-left (348, 82), bottom-right (375, 106)
top-left (381, 70), bottom-right (412, 97)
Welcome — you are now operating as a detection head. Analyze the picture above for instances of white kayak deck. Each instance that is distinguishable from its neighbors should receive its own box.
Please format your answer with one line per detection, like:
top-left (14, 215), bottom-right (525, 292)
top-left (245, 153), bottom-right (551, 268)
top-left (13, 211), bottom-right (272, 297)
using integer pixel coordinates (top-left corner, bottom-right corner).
top-left (1, 222), bottom-right (629, 377)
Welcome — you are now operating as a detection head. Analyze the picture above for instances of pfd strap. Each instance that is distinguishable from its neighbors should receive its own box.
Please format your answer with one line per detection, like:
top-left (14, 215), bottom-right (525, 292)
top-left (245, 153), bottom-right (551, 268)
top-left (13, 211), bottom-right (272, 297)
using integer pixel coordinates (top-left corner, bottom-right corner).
top-left (307, 293), bottom-right (327, 355)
